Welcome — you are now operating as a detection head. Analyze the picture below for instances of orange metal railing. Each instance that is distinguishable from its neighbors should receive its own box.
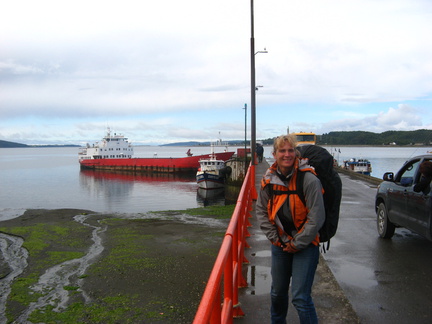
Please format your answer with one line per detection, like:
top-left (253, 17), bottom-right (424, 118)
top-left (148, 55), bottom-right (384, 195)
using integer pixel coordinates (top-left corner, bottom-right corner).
top-left (193, 164), bottom-right (258, 324)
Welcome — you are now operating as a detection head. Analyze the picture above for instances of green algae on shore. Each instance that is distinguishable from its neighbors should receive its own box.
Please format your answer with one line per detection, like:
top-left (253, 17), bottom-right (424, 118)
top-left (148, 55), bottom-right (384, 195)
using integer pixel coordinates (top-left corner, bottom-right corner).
top-left (0, 207), bottom-right (230, 323)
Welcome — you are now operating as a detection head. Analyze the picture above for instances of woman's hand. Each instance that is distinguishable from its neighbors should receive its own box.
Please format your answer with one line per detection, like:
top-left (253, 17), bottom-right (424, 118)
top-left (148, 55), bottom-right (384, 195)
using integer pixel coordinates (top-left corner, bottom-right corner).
top-left (283, 241), bottom-right (299, 253)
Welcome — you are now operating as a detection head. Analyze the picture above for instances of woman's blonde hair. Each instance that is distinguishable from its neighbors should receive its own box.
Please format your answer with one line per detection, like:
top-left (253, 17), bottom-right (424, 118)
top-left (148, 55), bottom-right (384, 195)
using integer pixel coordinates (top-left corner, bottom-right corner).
top-left (272, 134), bottom-right (301, 157)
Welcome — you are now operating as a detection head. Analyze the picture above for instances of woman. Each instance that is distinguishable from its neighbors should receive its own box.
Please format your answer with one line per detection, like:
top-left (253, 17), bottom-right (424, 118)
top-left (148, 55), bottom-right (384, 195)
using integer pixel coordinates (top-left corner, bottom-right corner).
top-left (256, 134), bottom-right (325, 324)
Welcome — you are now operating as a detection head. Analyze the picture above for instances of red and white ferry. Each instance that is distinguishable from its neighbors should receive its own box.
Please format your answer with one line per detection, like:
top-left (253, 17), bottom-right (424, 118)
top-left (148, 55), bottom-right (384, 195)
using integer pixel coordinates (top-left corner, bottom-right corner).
top-left (78, 129), bottom-right (235, 173)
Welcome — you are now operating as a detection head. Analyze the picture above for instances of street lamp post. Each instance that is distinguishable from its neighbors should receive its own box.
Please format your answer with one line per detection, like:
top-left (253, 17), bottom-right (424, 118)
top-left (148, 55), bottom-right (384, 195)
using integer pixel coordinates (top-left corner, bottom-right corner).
top-left (250, 0), bottom-right (267, 165)
top-left (250, 0), bottom-right (256, 165)
top-left (243, 103), bottom-right (248, 176)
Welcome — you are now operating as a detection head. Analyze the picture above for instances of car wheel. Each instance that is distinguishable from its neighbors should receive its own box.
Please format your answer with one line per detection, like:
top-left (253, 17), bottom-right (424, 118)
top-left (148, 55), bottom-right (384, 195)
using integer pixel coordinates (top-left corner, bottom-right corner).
top-left (377, 202), bottom-right (395, 239)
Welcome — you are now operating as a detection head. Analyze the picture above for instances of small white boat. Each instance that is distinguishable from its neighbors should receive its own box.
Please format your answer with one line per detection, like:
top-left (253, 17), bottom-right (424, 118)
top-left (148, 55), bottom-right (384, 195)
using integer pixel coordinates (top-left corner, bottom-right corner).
top-left (196, 143), bottom-right (232, 189)
top-left (343, 158), bottom-right (372, 175)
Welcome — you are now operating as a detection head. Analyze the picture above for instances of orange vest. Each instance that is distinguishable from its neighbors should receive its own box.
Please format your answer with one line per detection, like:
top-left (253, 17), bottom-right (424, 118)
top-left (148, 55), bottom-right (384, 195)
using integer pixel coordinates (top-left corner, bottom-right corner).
top-left (262, 162), bottom-right (320, 246)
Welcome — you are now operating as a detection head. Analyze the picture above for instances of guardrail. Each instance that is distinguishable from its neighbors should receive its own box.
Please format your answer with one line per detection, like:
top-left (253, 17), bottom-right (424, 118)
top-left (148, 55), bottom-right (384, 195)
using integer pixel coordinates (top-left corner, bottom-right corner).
top-left (336, 167), bottom-right (383, 186)
top-left (193, 164), bottom-right (257, 324)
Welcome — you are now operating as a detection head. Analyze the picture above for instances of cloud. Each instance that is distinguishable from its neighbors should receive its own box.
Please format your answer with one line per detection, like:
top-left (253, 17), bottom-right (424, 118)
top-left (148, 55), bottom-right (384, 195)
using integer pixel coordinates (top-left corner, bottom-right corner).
top-left (0, 60), bottom-right (44, 76)
top-left (319, 104), bottom-right (427, 134)
top-left (1, 0), bottom-right (432, 144)
top-left (376, 105), bottom-right (421, 127)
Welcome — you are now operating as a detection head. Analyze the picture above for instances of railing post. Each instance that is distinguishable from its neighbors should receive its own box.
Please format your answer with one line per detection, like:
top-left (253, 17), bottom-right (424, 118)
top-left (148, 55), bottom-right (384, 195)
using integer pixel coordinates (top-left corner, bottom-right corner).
top-left (251, 164), bottom-right (258, 200)
top-left (224, 242), bottom-right (234, 322)
top-left (193, 163), bottom-right (255, 323)
top-left (231, 227), bottom-right (245, 318)
top-left (210, 285), bottom-right (222, 324)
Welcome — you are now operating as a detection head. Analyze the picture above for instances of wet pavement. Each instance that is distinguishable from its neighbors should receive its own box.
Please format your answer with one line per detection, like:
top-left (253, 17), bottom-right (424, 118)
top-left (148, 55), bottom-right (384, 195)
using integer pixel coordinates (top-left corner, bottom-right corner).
top-left (235, 160), bottom-right (359, 323)
top-left (324, 171), bottom-right (432, 324)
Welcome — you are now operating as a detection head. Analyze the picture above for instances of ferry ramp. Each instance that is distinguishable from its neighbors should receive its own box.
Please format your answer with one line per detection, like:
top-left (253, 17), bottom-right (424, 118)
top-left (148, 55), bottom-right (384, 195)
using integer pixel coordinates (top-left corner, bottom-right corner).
top-left (235, 159), bottom-right (360, 324)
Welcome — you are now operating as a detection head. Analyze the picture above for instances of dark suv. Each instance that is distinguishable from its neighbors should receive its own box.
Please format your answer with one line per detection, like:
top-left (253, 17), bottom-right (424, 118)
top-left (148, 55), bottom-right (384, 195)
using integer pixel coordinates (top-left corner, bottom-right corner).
top-left (375, 155), bottom-right (432, 240)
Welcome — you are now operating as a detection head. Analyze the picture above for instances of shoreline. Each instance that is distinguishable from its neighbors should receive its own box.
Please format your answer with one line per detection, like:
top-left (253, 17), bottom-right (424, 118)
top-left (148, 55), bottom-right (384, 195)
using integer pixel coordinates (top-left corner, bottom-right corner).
top-left (0, 208), bottom-right (229, 323)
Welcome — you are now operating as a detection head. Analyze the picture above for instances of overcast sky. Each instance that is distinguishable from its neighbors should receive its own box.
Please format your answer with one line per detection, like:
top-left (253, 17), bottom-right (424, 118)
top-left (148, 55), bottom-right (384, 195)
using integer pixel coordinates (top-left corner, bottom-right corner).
top-left (1, 0), bottom-right (432, 145)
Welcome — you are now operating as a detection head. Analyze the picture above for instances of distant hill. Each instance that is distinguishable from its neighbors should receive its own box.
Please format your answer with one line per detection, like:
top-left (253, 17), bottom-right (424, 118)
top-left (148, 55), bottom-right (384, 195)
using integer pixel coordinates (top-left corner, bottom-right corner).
top-left (318, 129), bottom-right (432, 146)
top-left (260, 129), bottom-right (432, 146)
top-left (0, 140), bottom-right (80, 148)
top-left (0, 140), bottom-right (29, 148)
top-left (162, 140), bottom-right (245, 146)
top-left (162, 141), bottom-right (208, 146)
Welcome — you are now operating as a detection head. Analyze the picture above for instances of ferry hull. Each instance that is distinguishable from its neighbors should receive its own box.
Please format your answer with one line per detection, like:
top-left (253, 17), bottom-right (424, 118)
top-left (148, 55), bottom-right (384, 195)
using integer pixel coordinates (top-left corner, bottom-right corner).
top-left (79, 152), bottom-right (235, 173)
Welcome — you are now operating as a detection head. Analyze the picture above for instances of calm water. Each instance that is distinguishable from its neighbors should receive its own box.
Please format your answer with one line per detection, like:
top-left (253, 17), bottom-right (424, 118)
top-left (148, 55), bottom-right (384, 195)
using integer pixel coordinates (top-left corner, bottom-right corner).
top-left (1, 145), bottom-right (431, 220)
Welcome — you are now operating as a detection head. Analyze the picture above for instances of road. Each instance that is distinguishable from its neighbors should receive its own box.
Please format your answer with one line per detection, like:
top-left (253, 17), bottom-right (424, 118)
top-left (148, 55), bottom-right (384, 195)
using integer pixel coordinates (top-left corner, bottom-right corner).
top-left (324, 173), bottom-right (432, 324)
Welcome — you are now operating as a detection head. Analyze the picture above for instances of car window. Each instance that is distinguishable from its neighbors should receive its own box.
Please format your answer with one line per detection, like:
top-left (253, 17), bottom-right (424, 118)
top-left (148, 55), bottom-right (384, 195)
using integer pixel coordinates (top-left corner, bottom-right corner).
top-left (396, 159), bottom-right (421, 186)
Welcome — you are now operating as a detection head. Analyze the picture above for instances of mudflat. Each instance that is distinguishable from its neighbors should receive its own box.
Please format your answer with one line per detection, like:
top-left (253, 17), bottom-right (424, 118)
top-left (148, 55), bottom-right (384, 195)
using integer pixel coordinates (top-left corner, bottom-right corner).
top-left (0, 208), bottom-right (228, 323)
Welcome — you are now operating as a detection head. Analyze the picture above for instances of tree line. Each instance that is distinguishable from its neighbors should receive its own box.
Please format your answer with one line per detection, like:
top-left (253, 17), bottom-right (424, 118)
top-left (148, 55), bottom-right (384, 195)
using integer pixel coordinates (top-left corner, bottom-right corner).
top-left (260, 129), bottom-right (432, 146)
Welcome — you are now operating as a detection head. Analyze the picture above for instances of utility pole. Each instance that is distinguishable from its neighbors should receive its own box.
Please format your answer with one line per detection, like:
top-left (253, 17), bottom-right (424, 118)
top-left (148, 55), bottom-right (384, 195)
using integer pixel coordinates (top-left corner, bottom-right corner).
top-left (243, 103), bottom-right (248, 176)
top-left (250, 0), bottom-right (256, 165)
top-left (250, 0), bottom-right (267, 165)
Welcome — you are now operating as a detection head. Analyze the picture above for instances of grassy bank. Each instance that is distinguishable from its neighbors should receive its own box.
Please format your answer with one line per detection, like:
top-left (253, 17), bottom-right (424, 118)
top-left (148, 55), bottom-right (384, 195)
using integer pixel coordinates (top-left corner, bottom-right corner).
top-left (0, 206), bottom-right (235, 323)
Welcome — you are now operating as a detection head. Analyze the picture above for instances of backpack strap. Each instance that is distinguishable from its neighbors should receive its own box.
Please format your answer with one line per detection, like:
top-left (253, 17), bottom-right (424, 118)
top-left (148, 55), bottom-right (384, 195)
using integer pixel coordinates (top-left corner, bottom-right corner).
top-left (268, 170), bottom-right (307, 206)
top-left (295, 170), bottom-right (310, 232)
top-left (295, 170), bottom-right (306, 206)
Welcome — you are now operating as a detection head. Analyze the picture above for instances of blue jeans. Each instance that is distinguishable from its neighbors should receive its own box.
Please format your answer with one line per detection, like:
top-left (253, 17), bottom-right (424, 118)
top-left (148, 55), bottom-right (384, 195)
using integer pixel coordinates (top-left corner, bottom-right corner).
top-left (270, 244), bottom-right (319, 324)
